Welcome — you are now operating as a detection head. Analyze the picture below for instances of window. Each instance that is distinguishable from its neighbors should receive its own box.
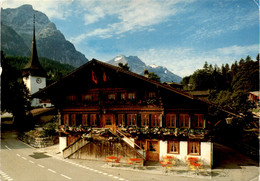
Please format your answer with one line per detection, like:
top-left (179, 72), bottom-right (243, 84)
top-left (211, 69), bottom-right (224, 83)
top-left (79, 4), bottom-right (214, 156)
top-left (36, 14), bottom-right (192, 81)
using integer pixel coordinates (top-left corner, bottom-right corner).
top-left (90, 114), bottom-right (97, 126)
top-left (118, 114), bottom-right (125, 126)
top-left (128, 92), bottom-right (136, 100)
top-left (166, 114), bottom-right (177, 128)
top-left (148, 92), bottom-right (156, 98)
top-left (188, 141), bottom-right (200, 155)
top-left (76, 114), bottom-right (82, 126)
top-left (63, 114), bottom-right (69, 125)
top-left (105, 117), bottom-right (112, 125)
top-left (168, 141), bottom-right (179, 154)
top-left (66, 95), bottom-right (77, 102)
top-left (92, 94), bottom-right (99, 102)
top-left (151, 114), bottom-right (160, 127)
top-left (71, 114), bottom-right (76, 126)
top-left (82, 94), bottom-right (98, 102)
top-left (127, 114), bottom-right (137, 126)
top-left (148, 141), bottom-right (157, 152)
top-left (108, 93), bottom-right (116, 100)
top-left (179, 114), bottom-right (190, 128)
top-left (82, 114), bottom-right (88, 126)
top-left (121, 93), bottom-right (126, 100)
top-left (194, 114), bottom-right (204, 128)
top-left (82, 94), bottom-right (92, 101)
top-left (141, 114), bottom-right (149, 127)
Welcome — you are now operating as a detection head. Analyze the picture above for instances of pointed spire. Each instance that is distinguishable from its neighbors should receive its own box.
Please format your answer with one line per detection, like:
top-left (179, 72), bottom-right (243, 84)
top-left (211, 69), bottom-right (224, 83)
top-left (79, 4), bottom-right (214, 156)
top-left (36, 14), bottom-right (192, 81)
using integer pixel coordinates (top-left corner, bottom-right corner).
top-left (23, 14), bottom-right (46, 77)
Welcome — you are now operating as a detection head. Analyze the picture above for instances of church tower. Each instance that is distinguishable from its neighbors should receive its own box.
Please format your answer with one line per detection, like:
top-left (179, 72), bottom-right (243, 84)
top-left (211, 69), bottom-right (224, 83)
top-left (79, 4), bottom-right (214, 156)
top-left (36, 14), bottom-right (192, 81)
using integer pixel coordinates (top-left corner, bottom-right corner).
top-left (22, 15), bottom-right (47, 107)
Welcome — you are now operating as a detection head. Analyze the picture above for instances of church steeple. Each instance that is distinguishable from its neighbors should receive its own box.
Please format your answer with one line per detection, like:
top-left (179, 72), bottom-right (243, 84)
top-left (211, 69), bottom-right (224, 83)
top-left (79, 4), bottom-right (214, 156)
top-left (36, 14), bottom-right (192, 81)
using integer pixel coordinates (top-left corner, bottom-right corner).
top-left (22, 14), bottom-right (46, 77)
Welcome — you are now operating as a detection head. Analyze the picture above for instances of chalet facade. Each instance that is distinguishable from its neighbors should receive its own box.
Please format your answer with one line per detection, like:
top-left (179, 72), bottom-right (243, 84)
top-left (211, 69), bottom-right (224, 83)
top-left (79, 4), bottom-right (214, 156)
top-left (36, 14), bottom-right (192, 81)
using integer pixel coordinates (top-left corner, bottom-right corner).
top-left (34, 59), bottom-right (214, 167)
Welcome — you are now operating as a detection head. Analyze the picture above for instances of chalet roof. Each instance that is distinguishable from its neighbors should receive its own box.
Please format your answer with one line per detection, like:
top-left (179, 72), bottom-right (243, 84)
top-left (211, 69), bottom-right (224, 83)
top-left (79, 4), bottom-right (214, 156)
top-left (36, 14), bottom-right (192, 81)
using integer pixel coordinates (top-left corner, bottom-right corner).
top-left (27, 107), bottom-right (55, 117)
top-left (22, 15), bottom-right (46, 77)
top-left (33, 59), bottom-right (242, 118)
top-left (33, 58), bottom-right (194, 99)
top-left (187, 90), bottom-right (210, 96)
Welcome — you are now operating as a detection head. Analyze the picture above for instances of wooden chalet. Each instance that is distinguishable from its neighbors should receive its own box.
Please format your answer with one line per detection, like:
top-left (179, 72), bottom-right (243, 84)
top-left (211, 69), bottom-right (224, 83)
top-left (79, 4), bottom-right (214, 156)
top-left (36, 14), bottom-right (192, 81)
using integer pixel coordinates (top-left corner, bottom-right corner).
top-left (34, 59), bottom-right (214, 167)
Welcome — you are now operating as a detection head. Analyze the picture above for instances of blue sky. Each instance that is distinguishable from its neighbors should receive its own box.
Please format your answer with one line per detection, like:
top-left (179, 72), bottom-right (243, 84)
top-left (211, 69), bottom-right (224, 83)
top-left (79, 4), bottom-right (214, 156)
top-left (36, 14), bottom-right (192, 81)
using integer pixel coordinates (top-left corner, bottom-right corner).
top-left (3, 0), bottom-right (259, 77)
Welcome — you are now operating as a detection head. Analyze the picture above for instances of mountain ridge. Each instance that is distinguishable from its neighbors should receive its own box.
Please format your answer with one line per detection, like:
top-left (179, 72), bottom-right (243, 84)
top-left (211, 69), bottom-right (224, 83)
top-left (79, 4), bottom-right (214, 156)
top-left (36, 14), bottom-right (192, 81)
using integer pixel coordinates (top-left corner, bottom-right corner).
top-left (1, 4), bottom-right (88, 67)
top-left (107, 55), bottom-right (182, 83)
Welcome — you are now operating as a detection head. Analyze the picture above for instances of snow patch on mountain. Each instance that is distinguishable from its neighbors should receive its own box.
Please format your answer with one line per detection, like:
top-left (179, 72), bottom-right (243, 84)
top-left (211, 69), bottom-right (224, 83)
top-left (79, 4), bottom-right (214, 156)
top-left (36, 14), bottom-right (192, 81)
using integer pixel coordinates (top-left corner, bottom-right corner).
top-left (149, 64), bottom-right (159, 68)
top-left (114, 56), bottom-right (123, 61)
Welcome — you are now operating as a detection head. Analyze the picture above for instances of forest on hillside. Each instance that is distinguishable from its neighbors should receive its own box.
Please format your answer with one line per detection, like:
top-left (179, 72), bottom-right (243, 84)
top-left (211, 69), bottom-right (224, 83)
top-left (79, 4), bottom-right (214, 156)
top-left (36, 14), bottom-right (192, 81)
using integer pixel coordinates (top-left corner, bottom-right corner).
top-left (182, 54), bottom-right (259, 115)
top-left (181, 54), bottom-right (259, 156)
top-left (4, 55), bottom-right (75, 82)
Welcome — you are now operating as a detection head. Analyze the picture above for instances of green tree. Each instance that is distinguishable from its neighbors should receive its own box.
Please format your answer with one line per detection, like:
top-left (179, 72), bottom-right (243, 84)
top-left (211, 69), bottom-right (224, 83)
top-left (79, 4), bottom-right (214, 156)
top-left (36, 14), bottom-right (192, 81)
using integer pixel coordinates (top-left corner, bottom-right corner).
top-left (118, 63), bottom-right (130, 71)
top-left (1, 52), bottom-right (31, 130)
top-left (148, 72), bottom-right (161, 82)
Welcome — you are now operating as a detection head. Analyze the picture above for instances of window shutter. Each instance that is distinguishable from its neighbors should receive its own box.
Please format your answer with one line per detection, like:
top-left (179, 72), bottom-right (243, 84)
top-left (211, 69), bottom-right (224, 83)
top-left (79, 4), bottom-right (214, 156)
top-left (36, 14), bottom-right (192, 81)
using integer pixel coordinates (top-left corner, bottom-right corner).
top-left (176, 114), bottom-right (179, 128)
top-left (137, 114), bottom-right (141, 127)
top-left (149, 114), bottom-right (152, 127)
top-left (162, 115), bottom-right (166, 127)
top-left (115, 113), bottom-right (118, 126)
top-left (96, 114), bottom-right (100, 127)
top-left (124, 114), bottom-right (127, 126)
top-left (87, 114), bottom-right (90, 126)
top-left (191, 114), bottom-right (196, 128)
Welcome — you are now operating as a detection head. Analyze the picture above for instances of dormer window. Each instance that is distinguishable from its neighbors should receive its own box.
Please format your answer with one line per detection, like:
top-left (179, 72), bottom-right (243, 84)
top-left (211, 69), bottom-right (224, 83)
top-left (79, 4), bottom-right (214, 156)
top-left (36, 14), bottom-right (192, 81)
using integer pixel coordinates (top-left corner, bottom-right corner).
top-left (108, 93), bottom-right (116, 100)
top-left (148, 92), bottom-right (156, 98)
top-left (82, 94), bottom-right (98, 102)
top-left (82, 94), bottom-right (92, 101)
top-left (121, 93), bottom-right (126, 100)
top-left (128, 92), bottom-right (136, 100)
top-left (66, 95), bottom-right (77, 102)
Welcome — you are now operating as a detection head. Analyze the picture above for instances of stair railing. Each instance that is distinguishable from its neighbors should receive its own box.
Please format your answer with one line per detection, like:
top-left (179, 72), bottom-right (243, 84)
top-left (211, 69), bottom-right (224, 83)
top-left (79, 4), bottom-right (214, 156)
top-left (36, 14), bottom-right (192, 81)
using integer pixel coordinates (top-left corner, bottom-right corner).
top-left (116, 129), bottom-right (146, 159)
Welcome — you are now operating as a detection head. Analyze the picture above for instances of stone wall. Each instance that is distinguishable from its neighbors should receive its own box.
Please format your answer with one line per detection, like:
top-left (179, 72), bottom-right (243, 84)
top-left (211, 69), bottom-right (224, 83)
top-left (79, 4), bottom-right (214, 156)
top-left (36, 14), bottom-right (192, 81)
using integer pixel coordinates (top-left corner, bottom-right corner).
top-left (18, 133), bottom-right (59, 148)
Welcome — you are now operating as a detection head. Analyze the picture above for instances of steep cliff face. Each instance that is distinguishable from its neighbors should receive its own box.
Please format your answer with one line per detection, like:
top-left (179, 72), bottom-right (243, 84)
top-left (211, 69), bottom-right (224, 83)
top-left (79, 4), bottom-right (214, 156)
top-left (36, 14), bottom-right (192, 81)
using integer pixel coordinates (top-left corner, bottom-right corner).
top-left (1, 24), bottom-right (29, 56)
top-left (107, 55), bottom-right (182, 83)
top-left (1, 4), bottom-right (88, 67)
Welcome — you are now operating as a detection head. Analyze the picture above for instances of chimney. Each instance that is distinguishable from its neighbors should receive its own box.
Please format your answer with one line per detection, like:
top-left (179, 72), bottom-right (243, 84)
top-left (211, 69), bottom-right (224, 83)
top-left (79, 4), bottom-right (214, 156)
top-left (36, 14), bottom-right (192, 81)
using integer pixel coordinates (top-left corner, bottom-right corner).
top-left (144, 69), bottom-right (149, 78)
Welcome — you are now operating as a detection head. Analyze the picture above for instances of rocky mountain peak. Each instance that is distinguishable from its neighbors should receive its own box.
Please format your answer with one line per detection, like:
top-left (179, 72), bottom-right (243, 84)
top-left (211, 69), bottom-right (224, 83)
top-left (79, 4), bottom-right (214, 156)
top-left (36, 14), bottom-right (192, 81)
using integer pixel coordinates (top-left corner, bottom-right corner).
top-left (2, 5), bottom-right (88, 67)
top-left (107, 55), bottom-right (182, 83)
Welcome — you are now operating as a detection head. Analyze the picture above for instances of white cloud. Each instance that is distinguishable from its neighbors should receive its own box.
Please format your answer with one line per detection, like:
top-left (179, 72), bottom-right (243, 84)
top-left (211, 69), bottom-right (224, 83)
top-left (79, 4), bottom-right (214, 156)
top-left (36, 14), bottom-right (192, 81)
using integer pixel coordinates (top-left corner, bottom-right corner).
top-left (216, 44), bottom-right (259, 56)
top-left (4, 0), bottom-right (196, 46)
top-left (187, 5), bottom-right (258, 41)
top-left (83, 6), bottom-right (105, 25)
top-left (69, 0), bottom-right (195, 45)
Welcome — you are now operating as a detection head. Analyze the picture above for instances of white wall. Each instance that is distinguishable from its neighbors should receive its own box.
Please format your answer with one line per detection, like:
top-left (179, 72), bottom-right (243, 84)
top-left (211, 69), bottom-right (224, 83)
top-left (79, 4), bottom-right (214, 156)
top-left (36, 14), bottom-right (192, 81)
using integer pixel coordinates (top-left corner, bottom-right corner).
top-left (60, 137), bottom-right (67, 153)
top-left (201, 142), bottom-right (213, 167)
top-left (30, 76), bottom-right (46, 94)
top-left (159, 141), bottom-right (213, 167)
top-left (159, 140), bottom-right (167, 159)
top-left (23, 75), bottom-right (48, 107)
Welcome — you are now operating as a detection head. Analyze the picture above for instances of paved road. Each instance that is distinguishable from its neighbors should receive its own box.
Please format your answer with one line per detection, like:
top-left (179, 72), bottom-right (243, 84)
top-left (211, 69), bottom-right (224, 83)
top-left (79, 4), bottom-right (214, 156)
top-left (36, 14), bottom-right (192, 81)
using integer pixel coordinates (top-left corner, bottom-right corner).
top-left (0, 129), bottom-right (207, 181)
top-left (1, 128), bottom-right (259, 181)
top-left (1, 130), bottom-right (129, 181)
